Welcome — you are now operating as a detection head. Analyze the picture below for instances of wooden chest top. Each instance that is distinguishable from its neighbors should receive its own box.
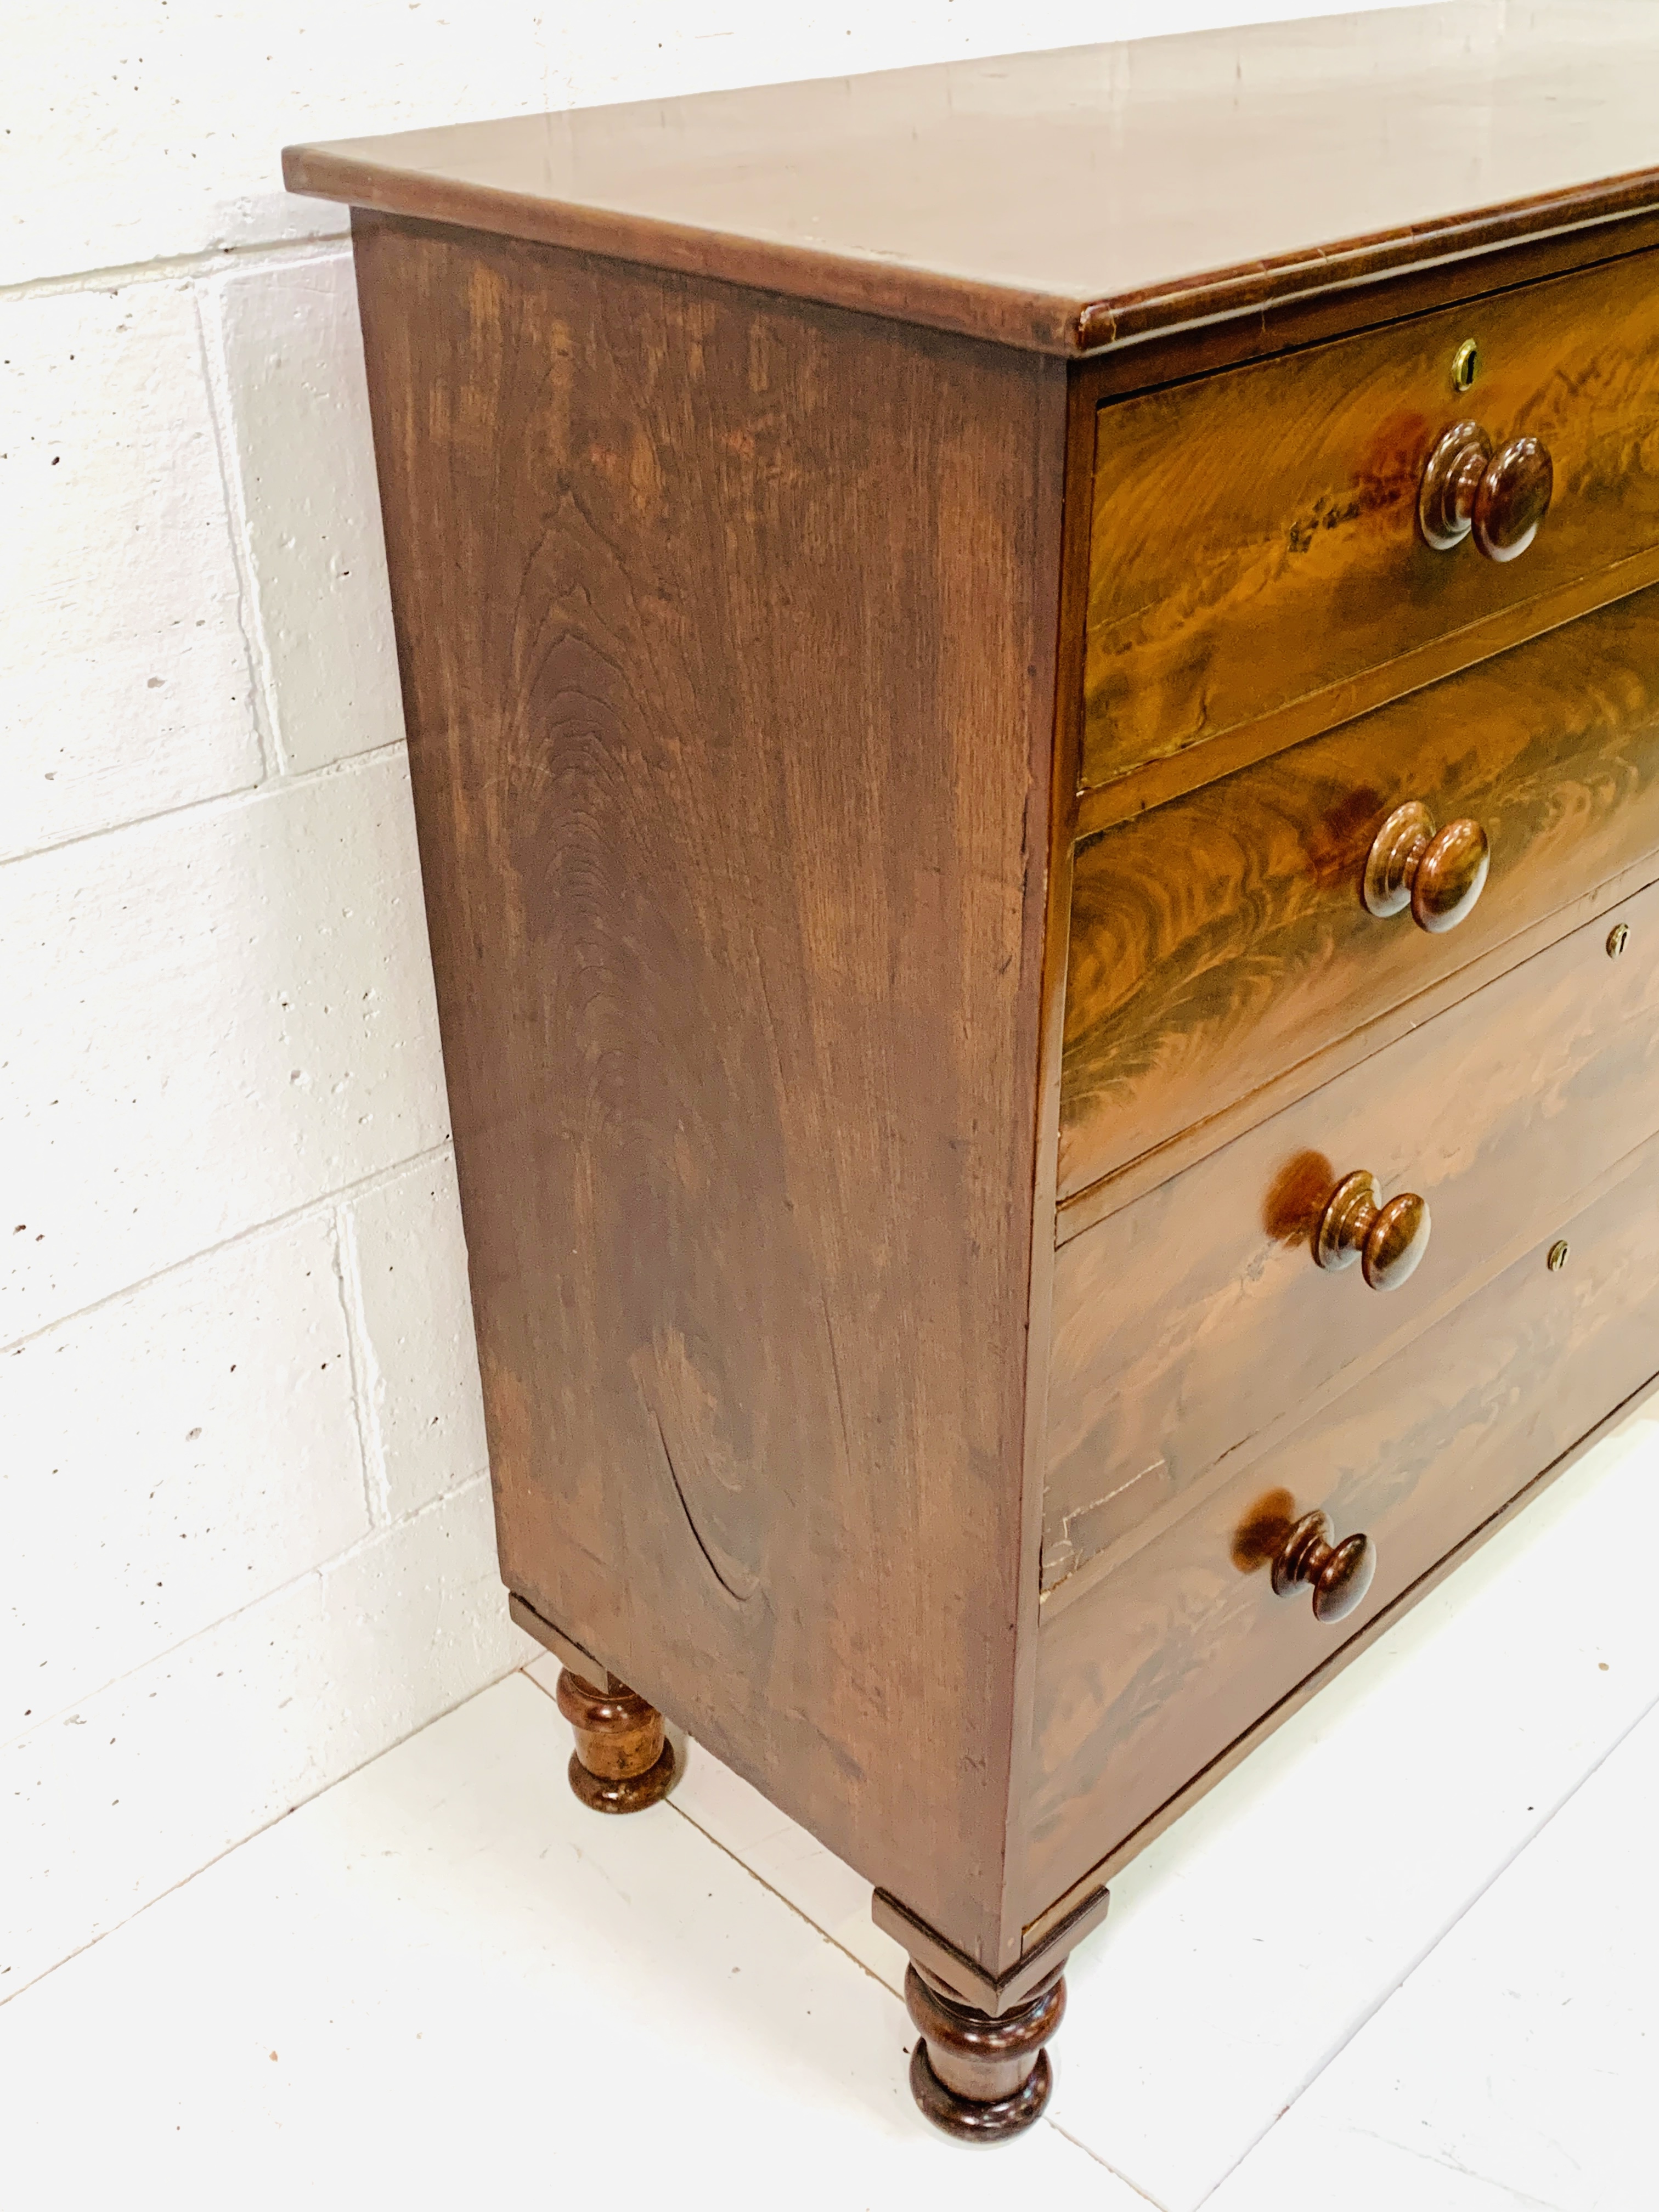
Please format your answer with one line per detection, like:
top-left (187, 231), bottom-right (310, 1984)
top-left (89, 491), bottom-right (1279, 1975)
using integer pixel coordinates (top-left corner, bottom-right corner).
top-left (285, 4), bottom-right (1659, 357)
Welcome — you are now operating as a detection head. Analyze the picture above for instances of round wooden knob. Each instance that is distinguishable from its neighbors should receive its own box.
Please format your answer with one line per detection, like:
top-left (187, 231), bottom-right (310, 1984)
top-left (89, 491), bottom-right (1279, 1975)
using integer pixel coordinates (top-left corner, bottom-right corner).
top-left (1474, 435), bottom-right (1553, 561)
top-left (1363, 801), bottom-right (1490, 932)
top-left (1313, 1169), bottom-right (1430, 1291)
top-left (1419, 420), bottom-right (1553, 560)
top-left (1271, 1510), bottom-right (1376, 1623)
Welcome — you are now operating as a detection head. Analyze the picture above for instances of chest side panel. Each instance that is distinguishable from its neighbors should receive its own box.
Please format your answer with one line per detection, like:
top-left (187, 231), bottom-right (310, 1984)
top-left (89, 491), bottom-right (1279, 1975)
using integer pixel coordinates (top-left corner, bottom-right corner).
top-left (351, 213), bottom-right (1066, 1966)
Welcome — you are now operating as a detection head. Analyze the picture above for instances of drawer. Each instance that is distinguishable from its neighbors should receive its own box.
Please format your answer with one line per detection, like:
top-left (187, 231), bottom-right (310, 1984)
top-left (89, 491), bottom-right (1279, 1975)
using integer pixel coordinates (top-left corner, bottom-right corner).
top-left (1083, 246), bottom-right (1659, 793)
top-left (1024, 1124), bottom-right (1659, 1925)
top-left (1061, 585), bottom-right (1659, 1204)
top-left (1043, 871), bottom-right (1659, 1595)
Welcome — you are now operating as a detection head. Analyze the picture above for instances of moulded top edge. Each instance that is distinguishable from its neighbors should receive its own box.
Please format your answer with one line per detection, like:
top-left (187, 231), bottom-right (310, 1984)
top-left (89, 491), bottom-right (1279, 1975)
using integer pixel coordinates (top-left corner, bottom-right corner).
top-left (283, 8), bottom-right (1659, 357)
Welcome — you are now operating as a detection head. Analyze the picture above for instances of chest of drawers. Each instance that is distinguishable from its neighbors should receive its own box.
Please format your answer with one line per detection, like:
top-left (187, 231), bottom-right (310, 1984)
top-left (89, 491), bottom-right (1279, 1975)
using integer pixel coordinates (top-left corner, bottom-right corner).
top-left (286, 5), bottom-right (1659, 2138)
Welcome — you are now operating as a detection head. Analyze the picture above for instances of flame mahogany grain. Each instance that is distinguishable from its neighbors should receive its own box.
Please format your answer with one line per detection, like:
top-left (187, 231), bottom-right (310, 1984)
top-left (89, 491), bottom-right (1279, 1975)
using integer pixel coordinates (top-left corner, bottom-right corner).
top-left (1062, 587), bottom-right (1659, 1204)
top-left (1045, 877), bottom-right (1659, 1595)
top-left (1083, 250), bottom-right (1659, 790)
top-left (1027, 1121), bottom-right (1659, 1922)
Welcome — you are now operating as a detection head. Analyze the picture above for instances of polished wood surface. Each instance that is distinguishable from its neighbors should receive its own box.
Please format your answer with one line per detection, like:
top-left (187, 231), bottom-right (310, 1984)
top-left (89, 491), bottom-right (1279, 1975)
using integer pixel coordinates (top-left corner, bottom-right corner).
top-left (1074, 539), bottom-right (1659, 844)
top-left (1082, 246), bottom-right (1659, 790)
top-left (905, 1966), bottom-right (1063, 2138)
top-left (507, 1589), bottom-right (617, 1691)
top-left (555, 1669), bottom-right (674, 1814)
top-left (871, 1881), bottom-right (1110, 2019)
top-left (352, 210), bottom-right (1066, 1971)
top-left (1026, 1364), bottom-right (1659, 1953)
top-left (1062, 843), bottom-right (1659, 1248)
top-left (1312, 1170), bottom-right (1431, 1293)
top-left (1418, 420), bottom-right (1554, 560)
top-left (1062, 587), bottom-right (1659, 1205)
top-left (313, 20), bottom-right (1659, 2090)
top-left (1045, 876), bottom-right (1659, 1596)
top-left (1362, 803), bottom-right (1489, 933)
top-left (1025, 1122), bottom-right (1659, 1921)
top-left (286, 8), bottom-right (1659, 359)
top-left (1267, 1509), bottom-right (1376, 1624)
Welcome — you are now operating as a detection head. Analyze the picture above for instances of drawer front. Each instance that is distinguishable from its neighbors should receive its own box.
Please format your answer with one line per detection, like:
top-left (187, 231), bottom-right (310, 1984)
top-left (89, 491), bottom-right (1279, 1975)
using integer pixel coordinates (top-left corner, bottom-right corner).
top-left (1024, 1127), bottom-right (1659, 1925)
top-left (1062, 586), bottom-right (1659, 1204)
top-left (1044, 872), bottom-right (1659, 1594)
top-left (1083, 246), bottom-right (1659, 793)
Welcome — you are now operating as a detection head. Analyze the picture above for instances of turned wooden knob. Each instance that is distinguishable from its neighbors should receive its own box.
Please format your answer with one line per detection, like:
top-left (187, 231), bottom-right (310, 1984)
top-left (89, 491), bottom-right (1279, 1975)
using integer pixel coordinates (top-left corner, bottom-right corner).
top-left (1313, 1169), bottom-right (1430, 1290)
top-left (1419, 420), bottom-right (1553, 560)
top-left (1271, 1509), bottom-right (1376, 1623)
top-left (1363, 801), bottom-right (1489, 932)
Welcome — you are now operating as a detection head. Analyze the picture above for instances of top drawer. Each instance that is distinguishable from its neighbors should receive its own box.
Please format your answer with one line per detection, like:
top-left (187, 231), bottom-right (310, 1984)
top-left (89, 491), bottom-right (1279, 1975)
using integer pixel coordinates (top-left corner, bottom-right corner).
top-left (1083, 247), bottom-right (1659, 793)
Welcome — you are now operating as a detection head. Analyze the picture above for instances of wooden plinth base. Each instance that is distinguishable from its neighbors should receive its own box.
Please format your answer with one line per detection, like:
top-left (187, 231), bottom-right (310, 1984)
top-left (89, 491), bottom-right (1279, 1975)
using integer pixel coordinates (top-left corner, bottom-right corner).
top-left (554, 1668), bottom-right (675, 1814)
top-left (904, 1963), bottom-right (1065, 2141)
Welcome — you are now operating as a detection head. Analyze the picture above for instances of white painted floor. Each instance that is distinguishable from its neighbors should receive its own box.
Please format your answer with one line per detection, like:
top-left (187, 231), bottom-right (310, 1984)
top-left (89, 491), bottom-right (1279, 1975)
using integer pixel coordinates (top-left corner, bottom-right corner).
top-left (9, 1409), bottom-right (1659, 2212)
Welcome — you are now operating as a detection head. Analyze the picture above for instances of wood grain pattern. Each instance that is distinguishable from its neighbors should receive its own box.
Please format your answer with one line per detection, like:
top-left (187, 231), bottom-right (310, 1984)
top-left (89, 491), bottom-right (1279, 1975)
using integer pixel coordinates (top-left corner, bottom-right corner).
top-left (1084, 246), bottom-right (1659, 789)
top-left (1024, 1121), bottom-right (1659, 1923)
top-left (1059, 841), bottom-right (1659, 1248)
top-left (1024, 1361), bottom-right (1659, 1951)
top-left (351, 211), bottom-right (1067, 1971)
top-left (1045, 873), bottom-right (1659, 1595)
top-left (1073, 540), bottom-right (1659, 844)
top-left (1062, 586), bottom-right (1659, 1203)
top-left (311, 25), bottom-right (1659, 2096)
top-left (1070, 211), bottom-right (1659, 412)
top-left (988, 363), bottom-right (1094, 1971)
top-left (906, 1963), bottom-right (1062, 2137)
top-left (872, 1881), bottom-right (1111, 2017)
top-left (555, 1668), bottom-right (675, 1814)
top-left (285, 9), bottom-right (1659, 358)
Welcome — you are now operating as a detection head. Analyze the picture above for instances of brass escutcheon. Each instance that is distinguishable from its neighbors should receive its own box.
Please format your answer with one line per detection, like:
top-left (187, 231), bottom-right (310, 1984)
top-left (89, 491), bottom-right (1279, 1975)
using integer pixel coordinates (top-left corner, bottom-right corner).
top-left (1608, 923), bottom-right (1630, 959)
top-left (1452, 337), bottom-right (1481, 392)
top-left (1548, 1240), bottom-right (1571, 1273)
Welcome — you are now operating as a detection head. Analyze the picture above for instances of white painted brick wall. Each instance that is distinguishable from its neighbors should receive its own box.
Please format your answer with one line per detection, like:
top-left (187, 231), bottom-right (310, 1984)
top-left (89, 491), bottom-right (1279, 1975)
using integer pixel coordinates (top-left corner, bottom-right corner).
top-left (3, 1211), bottom-right (369, 1736)
top-left (2, 1475), bottom-right (509, 1995)
top-left (206, 252), bottom-right (407, 777)
top-left (2, 754), bottom-right (449, 1342)
top-left (343, 1157), bottom-right (492, 1523)
top-left (2, 0), bottom-right (1422, 2004)
top-left (1, 281), bottom-right (265, 859)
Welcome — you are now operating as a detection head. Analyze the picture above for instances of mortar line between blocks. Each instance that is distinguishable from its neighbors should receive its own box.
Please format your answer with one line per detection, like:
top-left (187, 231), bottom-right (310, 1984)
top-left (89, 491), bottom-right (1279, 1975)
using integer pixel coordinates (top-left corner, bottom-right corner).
top-left (0, 1465), bottom-right (496, 1759)
top-left (333, 1202), bottom-right (393, 1527)
top-left (0, 1658), bottom-right (523, 2012)
top-left (0, 737), bottom-right (408, 876)
top-left (0, 233), bottom-right (352, 305)
top-left (1192, 1678), bottom-right (1659, 2205)
top-left (1, 1137), bottom-right (456, 1358)
top-left (193, 280), bottom-right (287, 778)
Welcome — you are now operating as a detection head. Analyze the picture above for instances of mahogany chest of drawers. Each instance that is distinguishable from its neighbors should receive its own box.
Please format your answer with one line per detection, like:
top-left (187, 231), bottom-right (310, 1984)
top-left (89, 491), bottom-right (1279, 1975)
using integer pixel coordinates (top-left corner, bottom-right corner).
top-left (286, 5), bottom-right (1659, 2136)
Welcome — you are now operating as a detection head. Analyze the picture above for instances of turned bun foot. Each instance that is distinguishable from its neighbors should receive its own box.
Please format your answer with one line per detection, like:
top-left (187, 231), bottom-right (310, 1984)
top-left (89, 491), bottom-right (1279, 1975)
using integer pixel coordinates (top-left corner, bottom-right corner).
top-left (554, 1667), bottom-right (675, 1813)
top-left (904, 1963), bottom-right (1065, 2141)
